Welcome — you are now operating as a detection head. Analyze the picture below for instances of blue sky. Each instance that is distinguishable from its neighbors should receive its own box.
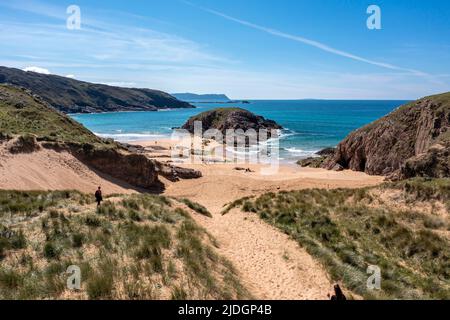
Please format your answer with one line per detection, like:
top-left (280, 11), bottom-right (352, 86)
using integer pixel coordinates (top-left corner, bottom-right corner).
top-left (0, 0), bottom-right (449, 99)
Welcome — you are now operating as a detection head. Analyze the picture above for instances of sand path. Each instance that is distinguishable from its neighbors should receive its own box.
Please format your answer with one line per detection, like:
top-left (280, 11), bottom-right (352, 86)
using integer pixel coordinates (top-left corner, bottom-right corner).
top-left (0, 139), bottom-right (383, 299)
top-left (161, 162), bottom-right (384, 299)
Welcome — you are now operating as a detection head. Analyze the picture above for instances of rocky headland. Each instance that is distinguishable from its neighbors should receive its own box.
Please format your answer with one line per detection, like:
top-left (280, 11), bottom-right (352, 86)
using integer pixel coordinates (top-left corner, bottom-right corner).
top-left (0, 66), bottom-right (194, 114)
top-left (299, 92), bottom-right (450, 179)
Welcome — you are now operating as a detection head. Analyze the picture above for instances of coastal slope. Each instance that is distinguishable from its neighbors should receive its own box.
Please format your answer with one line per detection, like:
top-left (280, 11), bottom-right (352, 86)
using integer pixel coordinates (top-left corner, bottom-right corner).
top-left (0, 84), bottom-right (171, 191)
top-left (0, 66), bottom-right (193, 113)
top-left (0, 190), bottom-right (250, 299)
top-left (227, 178), bottom-right (450, 299)
top-left (323, 92), bottom-right (450, 179)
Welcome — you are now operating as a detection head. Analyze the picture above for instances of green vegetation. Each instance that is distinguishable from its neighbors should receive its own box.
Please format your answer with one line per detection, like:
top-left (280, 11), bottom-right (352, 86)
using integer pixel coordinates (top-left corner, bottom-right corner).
top-left (180, 198), bottom-right (212, 217)
top-left (0, 190), bottom-right (91, 218)
top-left (0, 84), bottom-right (113, 148)
top-left (230, 178), bottom-right (450, 299)
top-left (221, 196), bottom-right (253, 215)
top-left (392, 178), bottom-right (450, 211)
top-left (187, 108), bottom-right (245, 128)
top-left (0, 190), bottom-right (249, 300)
top-left (0, 66), bottom-right (193, 114)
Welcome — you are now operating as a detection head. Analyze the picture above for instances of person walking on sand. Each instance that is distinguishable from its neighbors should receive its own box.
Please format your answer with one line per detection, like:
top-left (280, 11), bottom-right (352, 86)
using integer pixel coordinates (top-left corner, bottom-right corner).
top-left (95, 186), bottom-right (103, 207)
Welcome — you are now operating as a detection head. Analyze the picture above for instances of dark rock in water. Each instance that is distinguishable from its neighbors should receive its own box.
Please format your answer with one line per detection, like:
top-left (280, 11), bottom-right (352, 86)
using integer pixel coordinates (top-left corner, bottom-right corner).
top-left (322, 92), bottom-right (450, 179)
top-left (181, 108), bottom-right (282, 142)
top-left (0, 66), bottom-right (194, 113)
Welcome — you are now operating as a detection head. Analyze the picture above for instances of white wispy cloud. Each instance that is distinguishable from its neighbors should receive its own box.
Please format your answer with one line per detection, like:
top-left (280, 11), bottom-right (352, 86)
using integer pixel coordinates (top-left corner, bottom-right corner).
top-left (1, 0), bottom-right (447, 99)
top-left (182, 0), bottom-right (438, 80)
top-left (0, 0), bottom-right (233, 66)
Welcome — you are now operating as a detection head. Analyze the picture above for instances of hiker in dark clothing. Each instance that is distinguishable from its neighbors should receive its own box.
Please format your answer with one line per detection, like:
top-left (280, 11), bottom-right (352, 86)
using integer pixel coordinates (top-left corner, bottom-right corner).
top-left (329, 284), bottom-right (347, 300)
top-left (95, 186), bottom-right (103, 207)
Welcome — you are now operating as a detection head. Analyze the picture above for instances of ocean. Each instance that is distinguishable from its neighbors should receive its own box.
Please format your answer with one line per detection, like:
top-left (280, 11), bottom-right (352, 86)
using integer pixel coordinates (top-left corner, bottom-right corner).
top-left (70, 100), bottom-right (408, 163)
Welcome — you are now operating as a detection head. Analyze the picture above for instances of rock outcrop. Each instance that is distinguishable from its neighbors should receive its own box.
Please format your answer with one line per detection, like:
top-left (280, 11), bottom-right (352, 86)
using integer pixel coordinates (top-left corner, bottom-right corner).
top-left (322, 92), bottom-right (450, 179)
top-left (155, 162), bottom-right (202, 182)
top-left (297, 148), bottom-right (336, 168)
top-left (0, 66), bottom-right (194, 113)
top-left (181, 108), bottom-right (282, 141)
top-left (70, 143), bottom-right (159, 189)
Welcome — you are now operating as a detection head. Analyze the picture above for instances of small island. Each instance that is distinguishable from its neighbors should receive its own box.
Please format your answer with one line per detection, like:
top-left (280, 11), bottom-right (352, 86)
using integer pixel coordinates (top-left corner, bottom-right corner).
top-left (181, 108), bottom-right (282, 138)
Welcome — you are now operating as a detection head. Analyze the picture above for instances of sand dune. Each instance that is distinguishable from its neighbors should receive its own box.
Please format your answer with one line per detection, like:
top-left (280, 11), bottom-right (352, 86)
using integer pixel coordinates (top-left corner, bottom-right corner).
top-left (0, 145), bottom-right (137, 194)
top-left (157, 164), bottom-right (382, 299)
top-left (191, 207), bottom-right (334, 299)
top-left (0, 138), bottom-right (383, 299)
top-left (142, 137), bottom-right (383, 299)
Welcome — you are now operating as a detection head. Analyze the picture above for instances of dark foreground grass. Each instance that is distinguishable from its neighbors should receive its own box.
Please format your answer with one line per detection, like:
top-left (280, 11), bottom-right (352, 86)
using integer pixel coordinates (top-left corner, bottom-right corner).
top-left (229, 178), bottom-right (450, 300)
top-left (0, 190), bottom-right (249, 300)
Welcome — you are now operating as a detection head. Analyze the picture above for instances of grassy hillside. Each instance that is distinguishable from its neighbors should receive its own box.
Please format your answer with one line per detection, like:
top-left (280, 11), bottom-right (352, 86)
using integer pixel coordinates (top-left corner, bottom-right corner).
top-left (0, 84), bottom-right (108, 147)
top-left (186, 108), bottom-right (245, 127)
top-left (0, 66), bottom-right (193, 113)
top-left (224, 178), bottom-right (450, 299)
top-left (0, 191), bottom-right (249, 299)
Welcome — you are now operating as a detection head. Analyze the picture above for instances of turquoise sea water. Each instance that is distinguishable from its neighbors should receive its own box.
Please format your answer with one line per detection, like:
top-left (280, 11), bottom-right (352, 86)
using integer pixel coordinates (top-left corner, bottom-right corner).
top-left (70, 100), bottom-right (408, 163)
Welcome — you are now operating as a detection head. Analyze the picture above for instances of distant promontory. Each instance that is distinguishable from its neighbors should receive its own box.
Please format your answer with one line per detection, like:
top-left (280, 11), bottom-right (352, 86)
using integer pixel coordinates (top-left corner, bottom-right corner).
top-left (0, 66), bottom-right (194, 114)
top-left (172, 93), bottom-right (250, 104)
top-left (172, 93), bottom-right (231, 103)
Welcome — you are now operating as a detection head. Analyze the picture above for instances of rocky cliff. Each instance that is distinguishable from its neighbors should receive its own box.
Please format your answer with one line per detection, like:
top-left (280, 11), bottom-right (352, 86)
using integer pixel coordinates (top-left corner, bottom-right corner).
top-left (0, 66), bottom-right (194, 113)
top-left (323, 92), bottom-right (450, 179)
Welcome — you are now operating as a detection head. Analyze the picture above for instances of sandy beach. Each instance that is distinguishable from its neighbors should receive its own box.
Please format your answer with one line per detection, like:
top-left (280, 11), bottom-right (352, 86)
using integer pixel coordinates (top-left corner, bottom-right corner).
top-left (135, 138), bottom-right (384, 209)
top-left (0, 134), bottom-right (384, 299)
top-left (129, 138), bottom-right (384, 300)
